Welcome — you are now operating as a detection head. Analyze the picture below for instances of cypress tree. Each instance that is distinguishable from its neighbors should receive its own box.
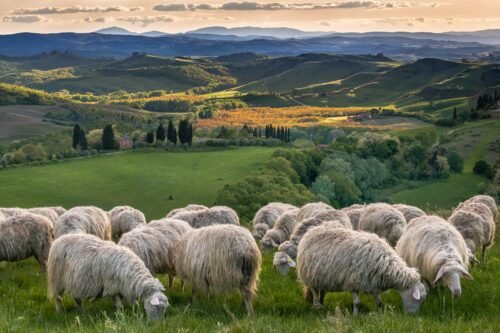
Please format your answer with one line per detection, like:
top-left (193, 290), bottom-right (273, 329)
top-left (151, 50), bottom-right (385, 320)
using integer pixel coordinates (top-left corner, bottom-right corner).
top-left (79, 129), bottom-right (88, 150)
top-left (167, 120), bottom-right (175, 143)
top-left (146, 131), bottom-right (155, 144)
top-left (188, 124), bottom-right (193, 145)
top-left (178, 119), bottom-right (190, 144)
top-left (253, 128), bottom-right (258, 137)
top-left (101, 125), bottom-right (115, 150)
top-left (72, 124), bottom-right (81, 149)
top-left (156, 124), bottom-right (166, 142)
top-left (173, 128), bottom-right (178, 144)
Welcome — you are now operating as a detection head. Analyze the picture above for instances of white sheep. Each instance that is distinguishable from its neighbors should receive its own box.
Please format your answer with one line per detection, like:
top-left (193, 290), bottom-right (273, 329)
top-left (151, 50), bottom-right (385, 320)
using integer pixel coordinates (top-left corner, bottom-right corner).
top-left (449, 202), bottom-right (496, 265)
top-left (251, 202), bottom-right (297, 240)
top-left (27, 208), bottom-right (59, 226)
top-left (358, 203), bottom-right (407, 247)
top-left (341, 204), bottom-right (365, 230)
top-left (170, 206), bottom-right (239, 228)
top-left (261, 208), bottom-right (300, 252)
top-left (392, 204), bottom-right (426, 224)
top-left (109, 206), bottom-right (147, 239)
top-left (273, 209), bottom-right (352, 275)
top-left (118, 218), bottom-right (192, 288)
top-left (459, 195), bottom-right (497, 219)
top-left (0, 213), bottom-right (53, 271)
top-left (297, 226), bottom-right (427, 314)
top-left (54, 206), bottom-right (112, 240)
top-left (0, 207), bottom-right (27, 218)
top-left (47, 234), bottom-right (168, 320)
top-left (296, 202), bottom-right (333, 223)
top-left (0, 210), bottom-right (5, 223)
top-left (174, 224), bottom-right (261, 315)
top-left (166, 204), bottom-right (208, 218)
top-left (396, 215), bottom-right (472, 297)
top-left (47, 206), bottom-right (67, 217)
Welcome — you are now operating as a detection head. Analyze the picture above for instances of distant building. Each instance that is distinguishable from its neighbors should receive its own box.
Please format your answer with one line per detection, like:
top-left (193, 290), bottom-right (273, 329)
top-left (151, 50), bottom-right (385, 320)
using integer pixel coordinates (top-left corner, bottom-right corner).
top-left (120, 134), bottom-right (133, 150)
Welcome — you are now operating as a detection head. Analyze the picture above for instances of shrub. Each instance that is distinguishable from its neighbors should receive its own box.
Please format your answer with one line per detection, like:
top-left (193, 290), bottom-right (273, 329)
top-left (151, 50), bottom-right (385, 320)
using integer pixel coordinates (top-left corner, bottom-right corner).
top-left (473, 160), bottom-right (493, 179)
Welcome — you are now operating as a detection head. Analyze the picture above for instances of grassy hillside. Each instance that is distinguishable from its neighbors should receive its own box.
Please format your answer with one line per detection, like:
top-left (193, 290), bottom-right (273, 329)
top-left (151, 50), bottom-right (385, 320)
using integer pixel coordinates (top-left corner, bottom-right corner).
top-left (0, 148), bottom-right (274, 219)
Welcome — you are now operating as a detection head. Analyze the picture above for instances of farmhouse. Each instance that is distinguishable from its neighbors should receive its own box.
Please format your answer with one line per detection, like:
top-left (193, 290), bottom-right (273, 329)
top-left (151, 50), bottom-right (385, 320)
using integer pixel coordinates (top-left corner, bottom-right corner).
top-left (120, 134), bottom-right (133, 150)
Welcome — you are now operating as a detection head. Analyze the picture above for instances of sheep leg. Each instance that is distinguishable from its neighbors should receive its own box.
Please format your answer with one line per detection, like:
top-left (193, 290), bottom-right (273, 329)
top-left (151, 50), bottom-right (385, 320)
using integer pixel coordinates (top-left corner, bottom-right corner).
top-left (352, 293), bottom-right (361, 316)
top-left (373, 293), bottom-right (382, 312)
top-left (168, 274), bottom-right (174, 289)
top-left (55, 296), bottom-right (63, 313)
top-left (304, 287), bottom-right (313, 304)
top-left (114, 295), bottom-right (124, 309)
top-left (240, 286), bottom-right (254, 316)
top-left (180, 279), bottom-right (185, 291)
top-left (481, 245), bottom-right (487, 265)
top-left (311, 288), bottom-right (323, 309)
top-left (320, 291), bottom-right (326, 306)
top-left (191, 286), bottom-right (197, 304)
top-left (74, 298), bottom-right (83, 310)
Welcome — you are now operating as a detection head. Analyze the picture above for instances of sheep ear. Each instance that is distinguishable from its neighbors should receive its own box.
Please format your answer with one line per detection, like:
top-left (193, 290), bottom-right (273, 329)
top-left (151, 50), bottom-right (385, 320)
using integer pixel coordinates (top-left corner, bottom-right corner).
top-left (460, 267), bottom-right (473, 280)
top-left (150, 295), bottom-right (160, 305)
top-left (433, 266), bottom-right (445, 284)
top-left (412, 287), bottom-right (421, 300)
top-left (287, 258), bottom-right (296, 267)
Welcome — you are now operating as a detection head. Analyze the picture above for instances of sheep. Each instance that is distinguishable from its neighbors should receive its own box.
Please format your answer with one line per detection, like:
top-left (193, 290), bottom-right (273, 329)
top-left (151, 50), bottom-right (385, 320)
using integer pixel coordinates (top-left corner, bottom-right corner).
top-left (251, 202), bottom-right (296, 240)
top-left (296, 202), bottom-right (333, 223)
top-left (273, 209), bottom-right (352, 275)
top-left (174, 224), bottom-right (261, 315)
top-left (170, 206), bottom-right (239, 228)
top-left (358, 203), bottom-right (407, 247)
top-left (0, 207), bottom-right (27, 218)
top-left (54, 206), bottom-right (112, 240)
top-left (261, 208), bottom-right (300, 252)
top-left (459, 195), bottom-right (497, 219)
top-left (396, 215), bottom-right (472, 297)
top-left (341, 204), bottom-right (365, 230)
top-left (449, 204), bottom-right (495, 265)
top-left (109, 206), bottom-right (147, 239)
top-left (0, 210), bottom-right (5, 223)
top-left (47, 206), bottom-right (67, 217)
top-left (166, 204), bottom-right (208, 218)
top-left (118, 218), bottom-right (192, 288)
top-left (47, 234), bottom-right (168, 320)
top-left (27, 208), bottom-right (59, 225)
top-left (297, 226), bottom-right (427, 315)
top-left (392, 204), bottom-right (426, 224)
top-left (0, 213), bottom-right (53, 271)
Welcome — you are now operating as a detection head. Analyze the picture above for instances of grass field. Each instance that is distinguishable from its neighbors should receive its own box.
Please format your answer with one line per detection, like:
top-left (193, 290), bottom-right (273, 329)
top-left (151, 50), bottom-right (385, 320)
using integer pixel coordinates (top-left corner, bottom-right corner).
top-left (0, 148), bottom-right (274, 220)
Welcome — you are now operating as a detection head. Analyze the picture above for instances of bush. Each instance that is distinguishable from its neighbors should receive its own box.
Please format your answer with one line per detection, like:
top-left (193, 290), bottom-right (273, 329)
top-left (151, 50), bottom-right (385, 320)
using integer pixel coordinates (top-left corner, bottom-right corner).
top-left (447, 151), bottom-right (464, 173)
top-left (473, 160), bottom-right (493, 179)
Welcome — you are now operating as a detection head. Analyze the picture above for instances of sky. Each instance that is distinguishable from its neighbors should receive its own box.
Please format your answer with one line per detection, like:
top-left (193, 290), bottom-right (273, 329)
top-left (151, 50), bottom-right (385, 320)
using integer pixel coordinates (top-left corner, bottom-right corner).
top-left (0, 1), bottom-right (499, 34)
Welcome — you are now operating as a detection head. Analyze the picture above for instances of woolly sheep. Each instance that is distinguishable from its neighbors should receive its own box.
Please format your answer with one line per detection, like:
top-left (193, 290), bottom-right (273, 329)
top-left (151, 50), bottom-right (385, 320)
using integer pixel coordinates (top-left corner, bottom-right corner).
top-left (0, 210), bottom-right (5, 223)
top-left (341, 204), bottom-right (365, 230)
top-left (109, 206), bottom-right (147, 239)
top-left (54, 206), bottom-right (112, 240)
top-left (118, 218), bottom-right (192, 288)
top-left (396, 215), bottom-right (472, 297)
top-left (297, 226), bottom-right (427, 314)
top-left (449, 204), bottom-right (495, 265)
top-left (251, 202), bottom-right (296, 240)
top-left (47, 234), bottom-right (168, 320)
top-left (166, 204), bottom-right (208, 218)
top-left (358, 203), bottom-right (407, 247)
top-left (0, 207), bottom-right (27, 218)
top-left (27, 208), bottom-right (59, 225)
top-left (0, 213), bottom-right (53, 271)
top-left (261, 208), bottom-right (300, 252)
top-left (174, 224), bottom-right (261, 315)
top-left (170, 206), bottom-right (239, 228)
top-left (273, 209), bottom-right (352, 275)
top-left (392, 204), bottom-right (426, 224)
top-left (47, 206), bottom-right (67, 217)
top-left (459, 195), bottom-right (497, 219)
top-left (296, 202), bottom-right (333, 223)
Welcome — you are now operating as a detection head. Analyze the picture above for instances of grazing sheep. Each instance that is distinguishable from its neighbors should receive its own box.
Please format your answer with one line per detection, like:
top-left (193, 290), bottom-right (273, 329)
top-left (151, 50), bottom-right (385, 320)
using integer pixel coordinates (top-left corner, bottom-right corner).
top-left (449, 206), bottom-right (495, 265)
top-left (297, 226), bottom-right (427, 315)
top-left (251, 203), bottom-right (296, 240)
top-left (296, 202), bottom-right (333, 223)
top-left (175, 224), bottom-right (261, 315)
top-left (396, 215), bottom-right (472, 297)
top-left (166, 204), bottom-right (208, 218)
top-left (0, 213), bottom-right (53, 271)
top-left (47, 207), bottom-right (67, 217)
top-left (170, 206), bottom-right (239, 228)
top-left (0, 210), bottom-right (5, 223)
top-left (459, 195), bottom-right (497, 219)
top-left (54, 206), bottom-right (112, 240)
top-left (392, 204), bottom-right (426, 224)
top-left (119, 218), bottom-right (192, 288)
top-left (261, 208), bottom-right (300, 252)
top-left (341, 204), bottom-right (365, 230)
top-left (109, 206), bottom-right (147, 239)
top-left (358, 203), bottom-right (407, 247)
top-left (273, 210), bottom-right (352, 275)
top-left (47, 234), bottom-right (168, 320)
top-left (27, 208), bottom-right (59, 225)
top-left (0, 207), bottom-right (27, 218)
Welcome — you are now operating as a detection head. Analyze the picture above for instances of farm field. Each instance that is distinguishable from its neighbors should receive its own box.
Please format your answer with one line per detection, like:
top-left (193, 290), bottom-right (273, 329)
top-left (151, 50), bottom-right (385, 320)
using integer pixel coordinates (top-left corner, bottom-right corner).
top-left (0, 148), bottom-right (274, 220)
top-left (0, 105), bottom-right (71, 139)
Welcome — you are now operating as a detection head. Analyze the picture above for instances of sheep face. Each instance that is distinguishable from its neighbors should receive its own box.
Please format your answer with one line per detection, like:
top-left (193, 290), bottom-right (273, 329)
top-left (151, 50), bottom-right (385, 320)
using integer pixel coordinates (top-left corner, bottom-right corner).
top-left (466, 248), bottom-right (479, 265)
top-left (399, 282), bottom-right (427, 314)
top-left (253, 224), bottom-right (269, 240)
top-left (143, 292), bottom-right (169, 321)
top-left (273, 252), bottom-right (295, 275)
top-left (278, 240), bottom-right (298, 259)
top-left (261, 237), bottom-right (278, 252)
top-left (433, 263), bottom-right (472, 297)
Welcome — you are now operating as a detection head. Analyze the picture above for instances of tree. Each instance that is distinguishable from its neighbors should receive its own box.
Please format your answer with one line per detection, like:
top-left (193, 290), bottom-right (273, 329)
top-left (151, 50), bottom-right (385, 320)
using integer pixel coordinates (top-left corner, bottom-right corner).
top-left (156, 124), bottom-right (166, 142)
top-left (79, 129), bottom-right (88, 150)
top-left (453, 107), bottom-right (457, 121)
top-left (167, 120), bottom-right (176, 144)
top-left (146, 131), bottom-right (155, 144)
top-left (72, 124), bottom-right (81, 149)
top-left (178, 119), bottom-right (191, 144)
top-left (447, 151), bottom-right (464, 173)
top-left (473, 160), bottom-right (493, 178)
top-left (101, 125), bottom-right (115, 150)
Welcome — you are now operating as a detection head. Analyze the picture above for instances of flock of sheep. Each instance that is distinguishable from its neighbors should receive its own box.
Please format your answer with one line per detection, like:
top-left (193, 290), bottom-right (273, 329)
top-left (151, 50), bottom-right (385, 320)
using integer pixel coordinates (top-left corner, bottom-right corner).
top-left (0, 194), bottom-right (497, 321)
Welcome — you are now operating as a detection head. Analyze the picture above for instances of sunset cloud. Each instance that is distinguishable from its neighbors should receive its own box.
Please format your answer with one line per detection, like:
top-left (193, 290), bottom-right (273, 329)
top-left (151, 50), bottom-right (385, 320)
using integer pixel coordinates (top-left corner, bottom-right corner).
top-left (12, 6), bottom-right (143, 15)
top-left (2, 15), bottom-right (49, 23)
top-left (115, 15), bottom-right (176, 26)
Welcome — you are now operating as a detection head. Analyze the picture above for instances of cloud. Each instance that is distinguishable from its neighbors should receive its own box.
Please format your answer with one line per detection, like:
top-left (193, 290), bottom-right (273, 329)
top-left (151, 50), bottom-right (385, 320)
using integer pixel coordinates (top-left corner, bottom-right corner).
top-left (11, 6), bottom-right (143, 15)
top-left (319, 21), bottom-right (331, 27)
top-left (153, 1), bottom-right (442, 11)
top-left (83, 17), bottom-right (114, 23)
top-left (2, 15), bottom-right (49, 23)
top-left (115, 15), bottom-right (176, 26)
